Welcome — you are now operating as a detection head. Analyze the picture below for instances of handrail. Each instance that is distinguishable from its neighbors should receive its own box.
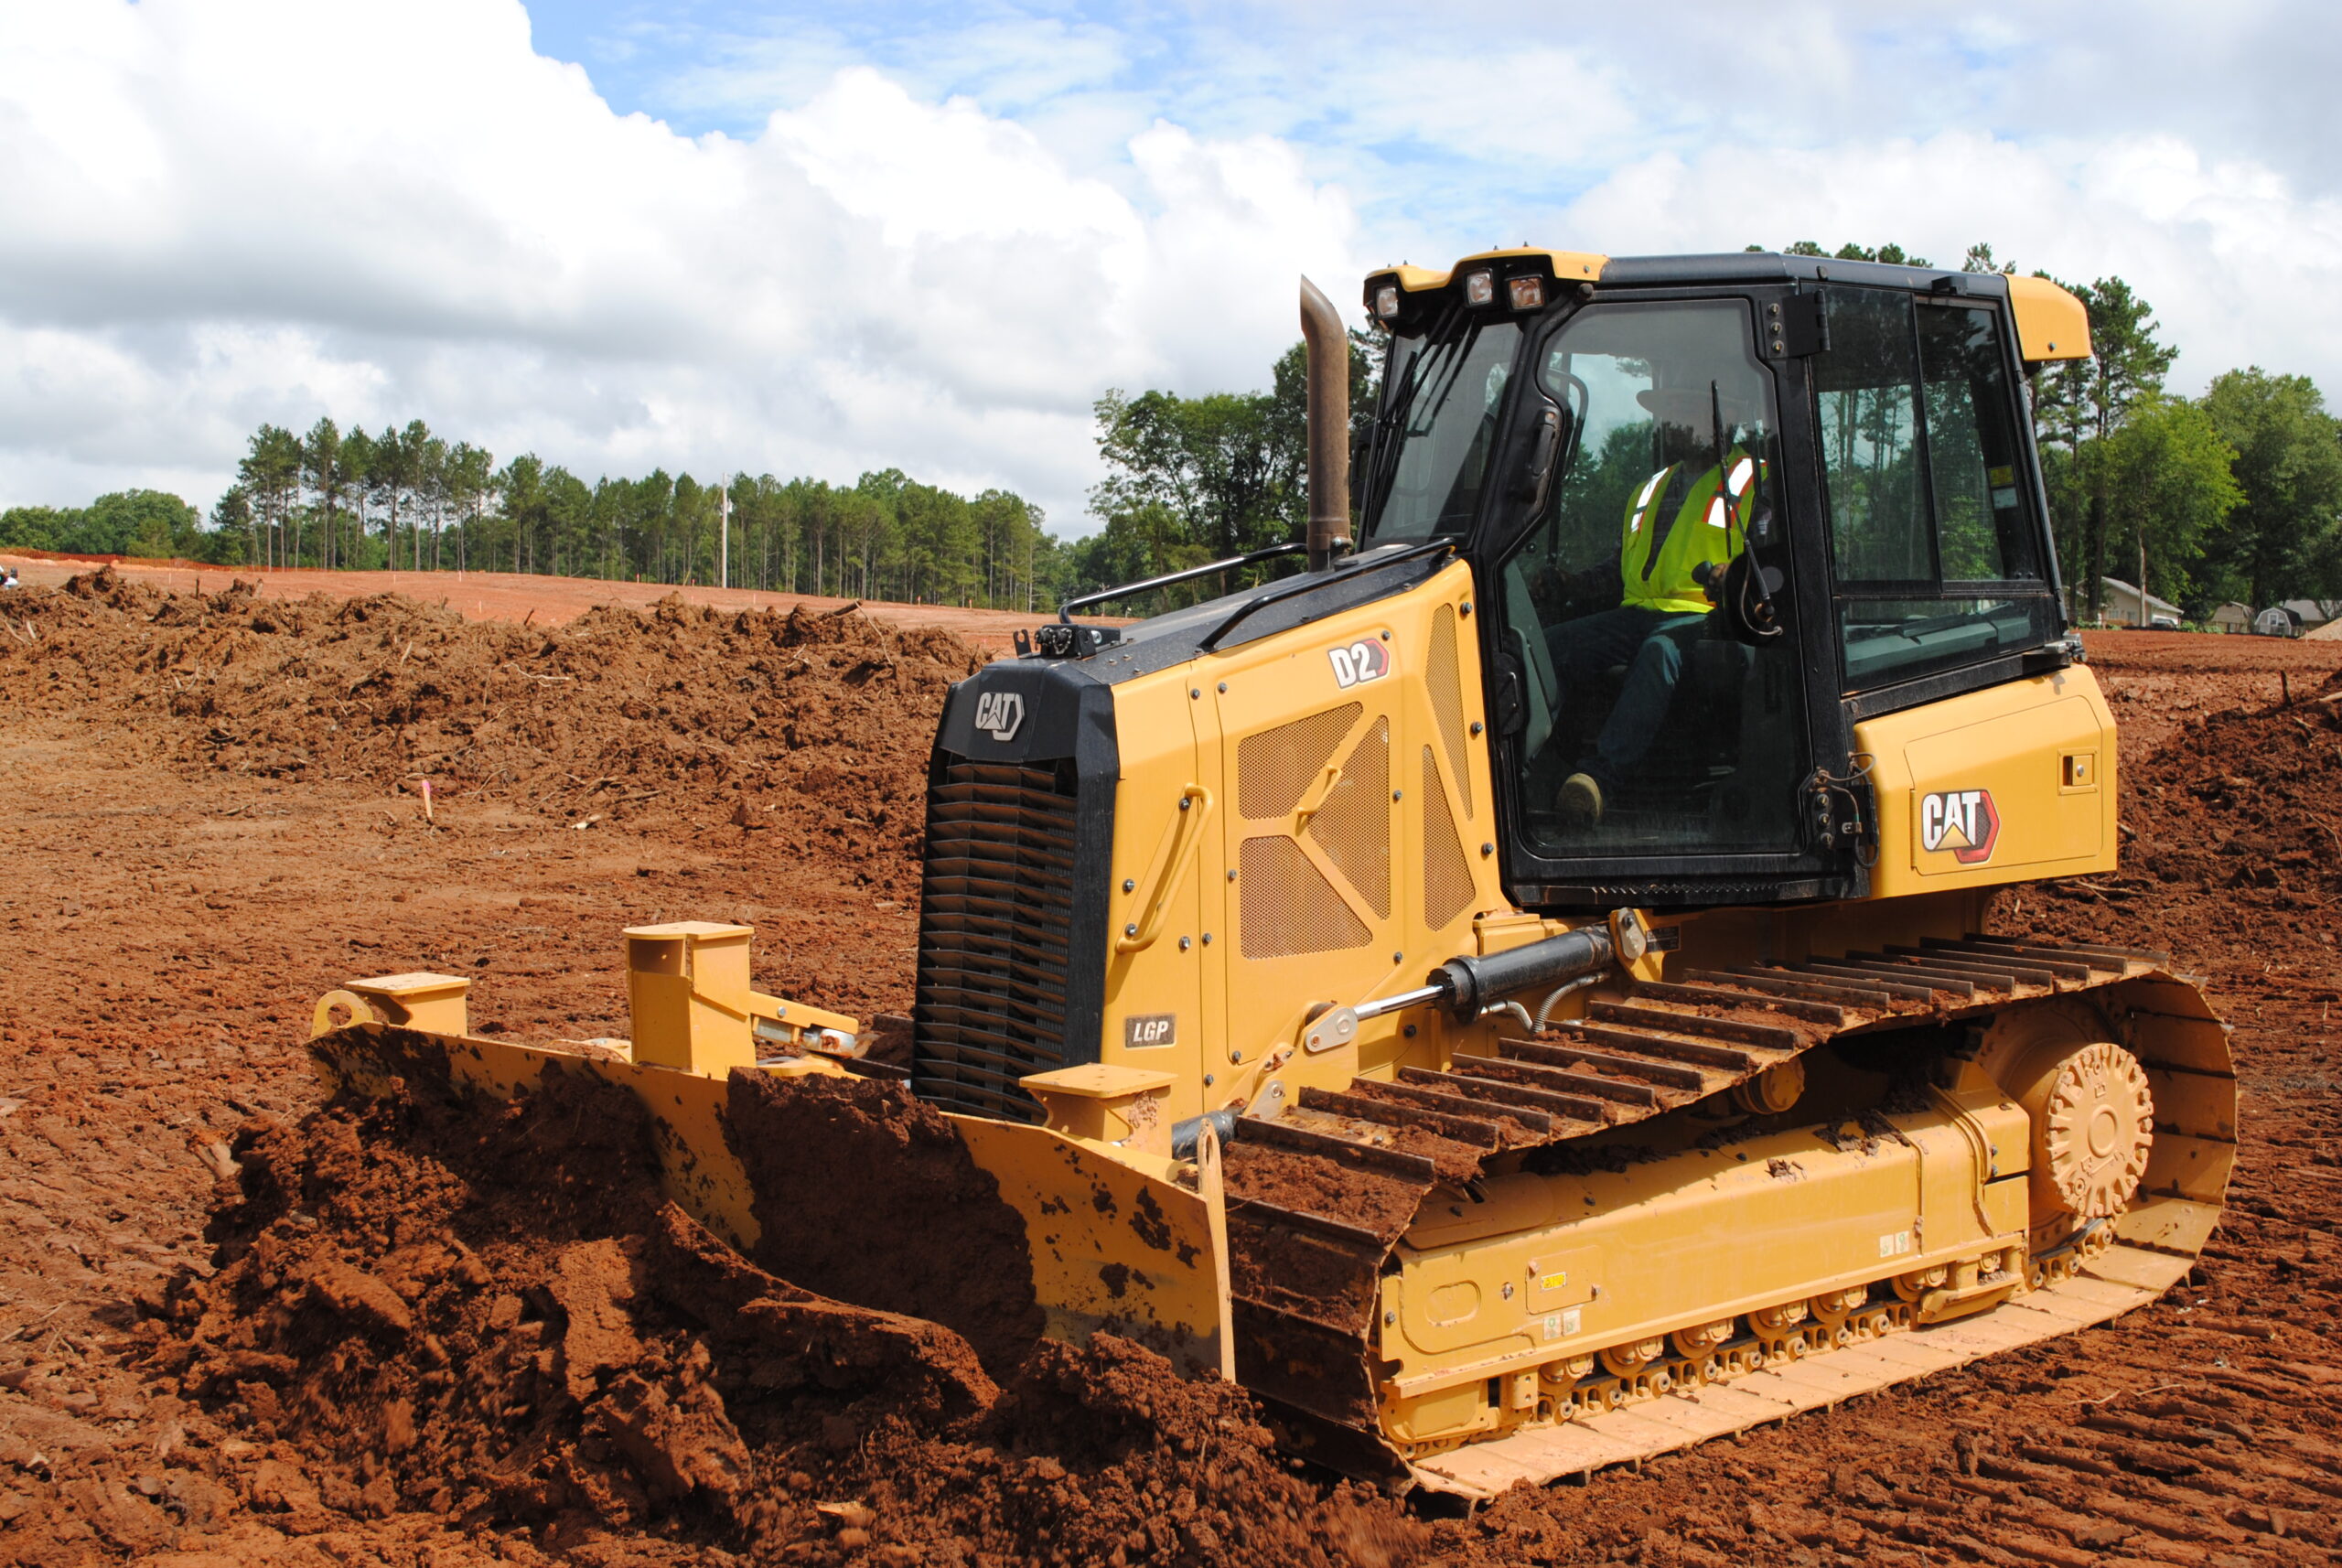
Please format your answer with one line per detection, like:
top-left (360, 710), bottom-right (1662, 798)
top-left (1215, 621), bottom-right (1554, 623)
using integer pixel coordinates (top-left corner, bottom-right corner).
top-left (1058, 541), bottom-right (1307, 621)
top-left (1116, 785), bottom-right (1213, 955)
top-left (1194, 538), bottom-right (1455, 652)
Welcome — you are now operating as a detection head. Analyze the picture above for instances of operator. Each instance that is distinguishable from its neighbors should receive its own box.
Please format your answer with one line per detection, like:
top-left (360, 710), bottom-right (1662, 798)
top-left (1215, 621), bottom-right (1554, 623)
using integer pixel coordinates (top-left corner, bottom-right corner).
top-left (1547, 375), bottom-right (1769, 828)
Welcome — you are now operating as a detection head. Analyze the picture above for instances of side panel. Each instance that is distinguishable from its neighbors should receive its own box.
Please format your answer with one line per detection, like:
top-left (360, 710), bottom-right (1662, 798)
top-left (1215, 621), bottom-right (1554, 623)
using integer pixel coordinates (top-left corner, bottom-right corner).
top-left (1093, 669), bottom-right (1212, 1121)
top-left (1196, 559), bottom-right (1511, 1108)
top-left (1856, 665), bottom-right (2118, 897)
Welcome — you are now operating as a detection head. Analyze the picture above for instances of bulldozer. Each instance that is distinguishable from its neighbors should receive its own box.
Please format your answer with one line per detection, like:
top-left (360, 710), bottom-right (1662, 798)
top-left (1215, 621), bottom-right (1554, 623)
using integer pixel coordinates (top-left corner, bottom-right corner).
top-left (309, 248), bottom-right (2233, 1498)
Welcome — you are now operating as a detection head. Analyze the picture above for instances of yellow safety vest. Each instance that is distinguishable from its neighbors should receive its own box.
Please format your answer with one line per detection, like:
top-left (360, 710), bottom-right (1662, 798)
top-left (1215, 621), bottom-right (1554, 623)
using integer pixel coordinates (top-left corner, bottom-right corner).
top-left (1618, 451), bottom-right (1762, 615)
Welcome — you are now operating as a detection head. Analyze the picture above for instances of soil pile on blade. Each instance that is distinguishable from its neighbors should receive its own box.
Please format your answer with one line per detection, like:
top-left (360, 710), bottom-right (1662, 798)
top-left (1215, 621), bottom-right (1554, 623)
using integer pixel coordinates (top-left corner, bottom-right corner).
top-left (145, 1070), bottom-right (1427, 1566)
top-left (3, 569), bottom-right (984, 895)
top-left (726, 1072), bottom-right (1046, 1375)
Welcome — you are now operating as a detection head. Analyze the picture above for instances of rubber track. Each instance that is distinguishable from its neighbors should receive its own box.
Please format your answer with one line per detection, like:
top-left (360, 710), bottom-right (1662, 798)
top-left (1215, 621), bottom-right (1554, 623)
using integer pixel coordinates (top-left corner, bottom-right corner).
top-left (1217, 935), bottom-right (2207, 1486)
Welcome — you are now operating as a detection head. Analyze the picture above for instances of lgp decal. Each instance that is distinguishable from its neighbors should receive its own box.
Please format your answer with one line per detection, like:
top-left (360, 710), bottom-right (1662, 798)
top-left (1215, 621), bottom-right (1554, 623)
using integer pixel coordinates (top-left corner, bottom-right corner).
top-left (1124, 1013), bottom-right (1176, 1048)
top-left (972, 690), bottom-right (1025, 741)
top-left (1920, 789), bottom-right (2000, 864)
top-left (1328, 637), bottom-right (1392, 689)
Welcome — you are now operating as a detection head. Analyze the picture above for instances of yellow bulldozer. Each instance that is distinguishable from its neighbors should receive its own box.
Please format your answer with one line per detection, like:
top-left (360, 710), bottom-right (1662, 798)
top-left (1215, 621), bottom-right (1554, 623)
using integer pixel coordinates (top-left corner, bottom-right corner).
top-left (309, 247), bottom-right (2233, 1498)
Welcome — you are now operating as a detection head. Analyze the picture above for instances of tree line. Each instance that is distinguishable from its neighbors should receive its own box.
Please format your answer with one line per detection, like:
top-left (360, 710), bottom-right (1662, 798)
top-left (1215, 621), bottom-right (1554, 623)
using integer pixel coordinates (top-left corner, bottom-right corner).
top-left (0, 418), bottom-right (1065, 612)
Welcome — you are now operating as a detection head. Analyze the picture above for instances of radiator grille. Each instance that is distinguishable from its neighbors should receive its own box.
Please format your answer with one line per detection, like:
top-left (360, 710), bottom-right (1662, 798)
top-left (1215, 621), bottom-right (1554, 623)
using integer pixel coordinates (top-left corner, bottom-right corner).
top-left (1422, 745), bottom-right (1475, 929)
top-left (1427, 603), bottom-right (1473, 818)
top-left (1306, 715), bottom-right (1390, 918)
top-left (1239, 835), bottom-right (1371, 959)
top-left (912, 757), bottom-right (1079, 1121)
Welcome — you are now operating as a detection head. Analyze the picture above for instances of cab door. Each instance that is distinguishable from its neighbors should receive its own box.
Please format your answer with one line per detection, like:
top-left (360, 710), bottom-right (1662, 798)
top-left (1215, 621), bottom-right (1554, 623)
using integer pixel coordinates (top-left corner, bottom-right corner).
top-left (1476, 288), bottom-right (1850, 907)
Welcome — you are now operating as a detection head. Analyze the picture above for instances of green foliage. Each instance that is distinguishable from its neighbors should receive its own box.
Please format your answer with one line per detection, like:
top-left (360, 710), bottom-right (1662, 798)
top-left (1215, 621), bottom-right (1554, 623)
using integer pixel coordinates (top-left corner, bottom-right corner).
top-left (1961, 242), bottom-right (2014, 275)
top-left (0, 491), bottom-right (201, 556)
top-left (0, 505), bottom-right (63, 550)
top-left (2033, 275), bottom-right (2182, 618)
top-left (1766, 240), bottom-right (1935, 266)
top-left (2196, 368), bottom-right (2342, 608)
top-left (12, 414), bottom-right (1061, 612)
top-left (2087, 395), bottom-right (2243, 607)
top-left (1070, 330), bottom-right (1378, 610)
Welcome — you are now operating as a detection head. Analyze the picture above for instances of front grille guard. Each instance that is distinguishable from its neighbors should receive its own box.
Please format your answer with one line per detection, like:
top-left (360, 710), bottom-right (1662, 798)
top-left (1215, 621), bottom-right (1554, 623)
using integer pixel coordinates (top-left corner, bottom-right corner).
top-left (911, 756), bottom-right (1081, 1122)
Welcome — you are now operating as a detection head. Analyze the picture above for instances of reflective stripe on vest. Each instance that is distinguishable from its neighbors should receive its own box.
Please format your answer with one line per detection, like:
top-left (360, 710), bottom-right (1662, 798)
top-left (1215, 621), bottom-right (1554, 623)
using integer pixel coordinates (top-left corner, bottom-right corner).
top-left (1619, 449), bottom-right (1764, 616)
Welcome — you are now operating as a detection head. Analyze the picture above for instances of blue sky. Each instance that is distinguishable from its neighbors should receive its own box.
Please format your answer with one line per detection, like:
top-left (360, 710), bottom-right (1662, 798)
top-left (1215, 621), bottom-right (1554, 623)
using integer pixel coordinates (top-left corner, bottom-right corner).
top-left (2, 0), bottom-right (2336, 530)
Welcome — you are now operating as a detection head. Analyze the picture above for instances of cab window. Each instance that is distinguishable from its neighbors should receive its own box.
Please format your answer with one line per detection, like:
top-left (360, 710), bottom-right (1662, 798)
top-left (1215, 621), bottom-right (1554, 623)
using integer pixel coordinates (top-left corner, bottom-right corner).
top-left (1362, 320), bottom-right (1524, 543)
top-left (1817, 287), bottom-right (2055, 690)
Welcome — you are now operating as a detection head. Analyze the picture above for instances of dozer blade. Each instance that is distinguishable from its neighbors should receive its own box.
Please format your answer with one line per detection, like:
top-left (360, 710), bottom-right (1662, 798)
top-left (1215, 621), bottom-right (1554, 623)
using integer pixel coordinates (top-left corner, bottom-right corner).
top-left (307, 1018), bottom-right (1235, 1382)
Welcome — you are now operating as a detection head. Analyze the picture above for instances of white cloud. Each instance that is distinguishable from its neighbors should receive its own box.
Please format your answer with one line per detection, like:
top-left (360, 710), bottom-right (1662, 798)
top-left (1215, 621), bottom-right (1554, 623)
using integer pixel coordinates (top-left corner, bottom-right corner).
top-left (0, 0), bottom-right (1365, 526)
top-left (1555, 128), bottom-right (2342, 395)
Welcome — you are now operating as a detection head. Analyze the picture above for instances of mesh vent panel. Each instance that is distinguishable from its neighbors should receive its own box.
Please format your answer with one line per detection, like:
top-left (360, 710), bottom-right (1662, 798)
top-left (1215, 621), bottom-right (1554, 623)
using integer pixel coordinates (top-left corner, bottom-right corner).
top-left (1239, 835), bottom-right (1371, 959)
top-left (1422, 746), bottom-right (1475, 930)
top-left (1237, 703), bottom-right (1361, 820)
top-left (1427, 603), bottom-right (1473, 818)
top-left (913, 757), bottom-right (1076, 1122)
top-left (1305, 715), bottom-right (1390, 918)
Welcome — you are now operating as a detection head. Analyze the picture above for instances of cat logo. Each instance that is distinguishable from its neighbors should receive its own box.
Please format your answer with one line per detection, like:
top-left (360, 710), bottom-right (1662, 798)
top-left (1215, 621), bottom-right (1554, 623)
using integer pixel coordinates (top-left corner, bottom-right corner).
top-left (1328, 637), bottom-right (1391, 689)
top-left (972, 690), bottom-right (1025, 742)
top-left (1920, 789), bottom-right (2000, 865)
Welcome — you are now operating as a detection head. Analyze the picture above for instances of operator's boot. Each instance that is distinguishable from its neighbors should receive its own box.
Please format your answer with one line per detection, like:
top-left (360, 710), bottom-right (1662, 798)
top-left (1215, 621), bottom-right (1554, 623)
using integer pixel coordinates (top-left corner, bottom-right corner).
top-left (1559, 771), bottom-right (1605, 828)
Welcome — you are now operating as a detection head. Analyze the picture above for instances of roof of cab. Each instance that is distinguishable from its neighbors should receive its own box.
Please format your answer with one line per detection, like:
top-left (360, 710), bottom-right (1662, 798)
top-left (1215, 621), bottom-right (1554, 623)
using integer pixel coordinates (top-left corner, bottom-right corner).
top-left (1362, 248), bottom-right (2092, 364)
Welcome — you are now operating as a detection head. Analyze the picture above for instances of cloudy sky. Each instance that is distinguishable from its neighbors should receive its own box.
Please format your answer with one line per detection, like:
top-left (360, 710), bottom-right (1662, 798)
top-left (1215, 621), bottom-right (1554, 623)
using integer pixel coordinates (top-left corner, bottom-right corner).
top-left (3, 0), bottom-right (2335, 533)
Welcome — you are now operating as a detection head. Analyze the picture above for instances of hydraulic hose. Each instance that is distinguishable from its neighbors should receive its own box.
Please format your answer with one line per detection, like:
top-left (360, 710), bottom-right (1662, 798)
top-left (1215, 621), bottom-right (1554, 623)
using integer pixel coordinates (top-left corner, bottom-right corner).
top-left (1171, 1107), bottom-right (1239, 1160)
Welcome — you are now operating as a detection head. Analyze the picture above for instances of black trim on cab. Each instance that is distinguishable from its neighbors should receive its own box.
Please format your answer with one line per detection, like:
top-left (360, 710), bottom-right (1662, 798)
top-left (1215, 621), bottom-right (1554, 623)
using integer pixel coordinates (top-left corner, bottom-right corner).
top-left (1840, 635), bottom-right (2076, 725)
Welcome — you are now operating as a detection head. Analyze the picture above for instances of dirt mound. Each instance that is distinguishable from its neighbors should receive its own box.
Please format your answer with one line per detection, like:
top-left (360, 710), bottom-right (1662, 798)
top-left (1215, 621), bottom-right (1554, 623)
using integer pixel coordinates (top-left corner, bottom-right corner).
top-left (3, 568), bottom-right (985, 896)
top-left (140, 1071), bottom-right (1428, 1566)
top-left (2014, 661), bottom-right (2342, 954)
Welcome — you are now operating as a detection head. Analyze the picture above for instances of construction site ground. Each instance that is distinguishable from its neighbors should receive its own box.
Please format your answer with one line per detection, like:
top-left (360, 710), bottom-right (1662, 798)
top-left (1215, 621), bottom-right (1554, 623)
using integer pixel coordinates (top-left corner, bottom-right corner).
top-left (1, 572), bottom-right (2337, 1568)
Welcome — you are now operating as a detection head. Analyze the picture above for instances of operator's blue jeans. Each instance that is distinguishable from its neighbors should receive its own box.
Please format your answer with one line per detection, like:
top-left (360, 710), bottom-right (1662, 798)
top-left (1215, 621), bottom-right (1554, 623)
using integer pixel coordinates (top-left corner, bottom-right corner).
top-left (1545, 607), bottom-right (1710, 790)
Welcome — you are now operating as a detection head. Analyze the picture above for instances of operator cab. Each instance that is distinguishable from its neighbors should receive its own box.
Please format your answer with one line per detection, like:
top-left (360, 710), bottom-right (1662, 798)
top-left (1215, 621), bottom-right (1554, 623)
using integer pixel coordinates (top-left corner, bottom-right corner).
top-left (1358, 249), bottom-right (2076, 908)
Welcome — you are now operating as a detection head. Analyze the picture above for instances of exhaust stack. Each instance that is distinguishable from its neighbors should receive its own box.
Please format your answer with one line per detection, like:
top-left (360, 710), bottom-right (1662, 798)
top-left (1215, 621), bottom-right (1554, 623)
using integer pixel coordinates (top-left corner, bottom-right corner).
top-left (1300, 276), bottom-right (1351, 571)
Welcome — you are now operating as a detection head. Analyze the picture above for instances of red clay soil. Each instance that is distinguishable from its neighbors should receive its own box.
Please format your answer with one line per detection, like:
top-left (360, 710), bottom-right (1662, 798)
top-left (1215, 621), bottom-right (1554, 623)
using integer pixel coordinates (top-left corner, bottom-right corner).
top-left (0, 551), bottom-right (1052, 653)
top-left (12, 566), bottom-right (983, 901)
top-left (722, 1074), bottom-right (1047, 1377)
top-left (1, 588), bottom-right (2339, 1567)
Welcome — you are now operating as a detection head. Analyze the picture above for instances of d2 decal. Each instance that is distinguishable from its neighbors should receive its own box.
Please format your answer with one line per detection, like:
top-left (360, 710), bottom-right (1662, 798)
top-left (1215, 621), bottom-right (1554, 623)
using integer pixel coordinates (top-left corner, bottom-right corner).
top-left (1920, 789), bottom-right (2000, 865)
top-left (1328, 638), bottom-right (1391, 689)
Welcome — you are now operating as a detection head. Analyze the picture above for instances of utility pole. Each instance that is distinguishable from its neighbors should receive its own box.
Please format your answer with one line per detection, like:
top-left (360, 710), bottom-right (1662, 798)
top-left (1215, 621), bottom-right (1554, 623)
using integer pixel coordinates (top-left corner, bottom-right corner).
top-left (719, 484), bottom-right (731, 590)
